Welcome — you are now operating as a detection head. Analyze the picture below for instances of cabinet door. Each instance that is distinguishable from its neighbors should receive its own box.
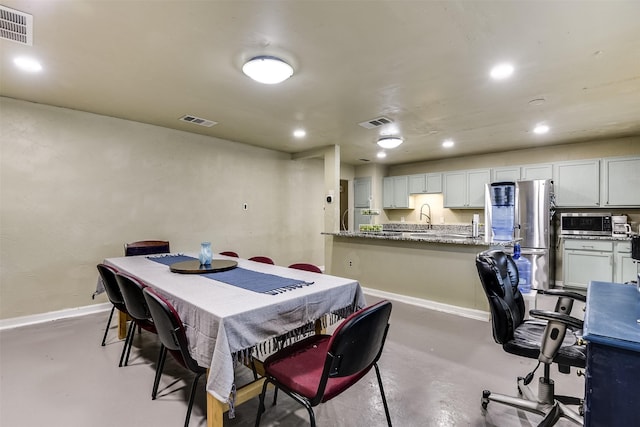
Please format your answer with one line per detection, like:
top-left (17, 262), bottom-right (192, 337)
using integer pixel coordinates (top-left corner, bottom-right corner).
top-left (603, 156), bottom-right (640, 207)
top-left (615, 252), bottom-right (637, 284)
top-left (492, 167), bottom-right (521, 183)
top-left (393, 176), bottom-right (411, 208)
top-left (563, 250), bottom-right (613, 288)
top-left (554, 160), bottom-right (600, 207)
top-left (443, 171), bottom-right (467, 208)
top-left (522, 164), bottom-right (553, 180)
top-left (408, 174), bottom-right (426, 194)
top-left (425, 173), bottom-right (442, 193)
top-left (354, 177), bottom-right (371, 208)
top-left (467, 169), bottom-right (490, 207)
top-left (382, 177), bottom-right (394, 208)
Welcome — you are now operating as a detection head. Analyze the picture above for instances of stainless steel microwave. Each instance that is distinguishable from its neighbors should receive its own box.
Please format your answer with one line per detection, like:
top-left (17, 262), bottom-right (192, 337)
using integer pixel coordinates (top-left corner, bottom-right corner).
top-left (560, 213), bottom-right (612, 236)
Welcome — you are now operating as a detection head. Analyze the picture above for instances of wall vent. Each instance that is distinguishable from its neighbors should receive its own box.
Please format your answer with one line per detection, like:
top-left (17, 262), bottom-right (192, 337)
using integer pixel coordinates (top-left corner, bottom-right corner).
top-left (0, 5), bottom-right (33, 46)
top-left (358, 116), bottom-right (394, 129)
top-left (179, 115), bottom-right (218, 127)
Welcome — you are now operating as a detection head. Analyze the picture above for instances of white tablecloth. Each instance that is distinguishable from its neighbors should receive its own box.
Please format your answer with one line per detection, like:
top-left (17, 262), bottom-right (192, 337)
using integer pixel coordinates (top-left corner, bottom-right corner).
top-left (103, 254), bottom-right (366, 403)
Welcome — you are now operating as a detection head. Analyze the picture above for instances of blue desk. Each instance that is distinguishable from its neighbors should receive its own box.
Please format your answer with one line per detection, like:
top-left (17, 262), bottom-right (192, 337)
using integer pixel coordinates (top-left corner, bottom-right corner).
top-left (583, 281), bottom-right (640, 426)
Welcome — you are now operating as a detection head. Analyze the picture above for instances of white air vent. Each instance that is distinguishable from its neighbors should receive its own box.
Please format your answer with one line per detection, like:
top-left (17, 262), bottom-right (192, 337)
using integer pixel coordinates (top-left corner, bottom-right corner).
top-left (179, 115), bottom-right (217, 127)
top-left (0, 5), bottom-right (33, 46)
top-left (358, 116), bottom-right (394, 129)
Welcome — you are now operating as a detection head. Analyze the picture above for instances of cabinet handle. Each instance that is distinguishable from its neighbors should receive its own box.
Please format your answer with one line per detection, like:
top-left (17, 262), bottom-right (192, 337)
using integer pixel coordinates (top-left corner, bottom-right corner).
top-left (582, 245), bottom-right (594, 249)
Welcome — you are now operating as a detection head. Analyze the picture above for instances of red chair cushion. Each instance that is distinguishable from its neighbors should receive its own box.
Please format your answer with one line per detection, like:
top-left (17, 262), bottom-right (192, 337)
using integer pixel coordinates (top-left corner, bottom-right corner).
top-left (264, 334), bottom-right (371, 403)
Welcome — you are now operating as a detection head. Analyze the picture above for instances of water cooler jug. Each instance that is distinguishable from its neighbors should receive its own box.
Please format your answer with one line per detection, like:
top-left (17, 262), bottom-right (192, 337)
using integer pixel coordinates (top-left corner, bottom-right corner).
top-left (488, 182), bottom-right (516, 241)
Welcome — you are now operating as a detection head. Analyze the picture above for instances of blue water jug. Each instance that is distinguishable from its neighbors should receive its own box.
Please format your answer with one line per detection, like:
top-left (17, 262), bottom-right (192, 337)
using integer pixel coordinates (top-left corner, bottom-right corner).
top-left (513, 244), bottom-right (531, 294)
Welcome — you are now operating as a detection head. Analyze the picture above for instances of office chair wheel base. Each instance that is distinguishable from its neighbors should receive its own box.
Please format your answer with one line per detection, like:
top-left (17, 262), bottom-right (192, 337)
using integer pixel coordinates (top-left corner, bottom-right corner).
top-left (481, 390), bottom-right (490, 410)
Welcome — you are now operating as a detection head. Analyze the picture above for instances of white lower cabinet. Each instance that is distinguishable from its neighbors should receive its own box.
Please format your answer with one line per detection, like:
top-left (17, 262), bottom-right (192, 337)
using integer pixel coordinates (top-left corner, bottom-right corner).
top-left (562, 239), bottom-right (636, 288)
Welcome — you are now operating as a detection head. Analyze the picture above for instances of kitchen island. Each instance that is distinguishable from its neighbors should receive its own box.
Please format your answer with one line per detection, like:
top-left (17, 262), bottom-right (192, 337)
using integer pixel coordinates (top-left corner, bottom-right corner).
top-left (324, 229), bottom-right (494, 315)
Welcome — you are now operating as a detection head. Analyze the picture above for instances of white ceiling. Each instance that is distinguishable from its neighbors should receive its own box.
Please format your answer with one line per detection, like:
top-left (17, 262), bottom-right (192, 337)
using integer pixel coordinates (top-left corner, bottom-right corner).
top-left (2, 0), bottom-right (639, 165)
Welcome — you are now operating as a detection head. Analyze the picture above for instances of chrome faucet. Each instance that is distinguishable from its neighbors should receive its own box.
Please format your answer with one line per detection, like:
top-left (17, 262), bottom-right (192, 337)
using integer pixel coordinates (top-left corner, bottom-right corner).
top-left (420, 203), bottom-right (432, 229)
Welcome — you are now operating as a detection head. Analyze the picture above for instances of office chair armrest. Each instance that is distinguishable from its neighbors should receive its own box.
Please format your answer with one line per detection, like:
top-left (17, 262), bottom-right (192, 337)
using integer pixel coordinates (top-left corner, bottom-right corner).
top-left (536, 289), bottom-right (586, 302)
top-left (529, 309), bottom-right (584, 330)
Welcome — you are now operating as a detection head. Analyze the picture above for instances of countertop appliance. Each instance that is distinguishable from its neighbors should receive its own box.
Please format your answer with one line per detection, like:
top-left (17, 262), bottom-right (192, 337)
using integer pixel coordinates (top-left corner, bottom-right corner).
top-left (560, 212), bottom-right (612, 236)
top-left (485, 179), bottom-right (555, 290)
top-left (611, 215), bottom-right (632, 236)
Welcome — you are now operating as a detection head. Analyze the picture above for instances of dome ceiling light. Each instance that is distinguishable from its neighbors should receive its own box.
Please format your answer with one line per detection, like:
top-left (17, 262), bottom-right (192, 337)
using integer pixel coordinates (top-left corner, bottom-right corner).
top-left (376, 137), bottom-right (403, 149)
top-left (242, 55), bottom-right (294, 84)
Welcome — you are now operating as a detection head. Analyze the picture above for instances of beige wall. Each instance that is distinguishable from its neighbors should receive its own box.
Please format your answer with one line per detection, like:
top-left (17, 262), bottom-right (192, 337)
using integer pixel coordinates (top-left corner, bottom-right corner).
top-left (0, 98), bottom-right (325, 319)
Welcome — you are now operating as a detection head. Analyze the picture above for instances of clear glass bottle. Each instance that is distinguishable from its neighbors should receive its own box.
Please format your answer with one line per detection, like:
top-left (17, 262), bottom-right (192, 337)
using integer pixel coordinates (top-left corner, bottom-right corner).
top-left (199, 242), bottom-right (212, 265)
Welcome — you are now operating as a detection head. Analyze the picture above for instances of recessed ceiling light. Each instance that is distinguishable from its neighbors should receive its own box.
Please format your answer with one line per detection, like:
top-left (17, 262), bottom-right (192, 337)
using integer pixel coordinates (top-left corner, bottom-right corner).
top-left (293, 129), bottom-right (306, 138)
top-left (376, 137), bottom-right (403, 149)
top-left (377, 151), bottom-right (387, 159)
top-left (14, 56), bottom-right (42, 72)
top-left (533, 124), bottom-right (550, 134)
top-left (490, 63), bottom-right (514, 80)
top-left (242, 56), bottom-right (293, 84)
top-left (442, 139), bottom-right (454, 148)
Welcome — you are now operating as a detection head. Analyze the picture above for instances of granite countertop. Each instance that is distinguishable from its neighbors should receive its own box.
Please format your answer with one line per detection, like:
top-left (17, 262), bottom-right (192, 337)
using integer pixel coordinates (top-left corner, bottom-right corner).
top-left (561, 234), bottom-right (635, 241)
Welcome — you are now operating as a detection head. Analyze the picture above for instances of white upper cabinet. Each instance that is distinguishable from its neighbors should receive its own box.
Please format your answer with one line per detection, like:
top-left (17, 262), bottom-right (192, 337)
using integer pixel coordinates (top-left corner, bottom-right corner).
top-left (443, 169), bottom-right (490, 208)
top-left (492, 167), bottom-right (521, 183)
top-left (521, 163), bottom-right (553, 180)
top-left (409, 173), bottom-right (442, 194)
top-left (554, 160), bottom-right (600, 207)
top-left (383, 176), bottom-right (413, 209)
top-left (602, 156), bottom-right (640, 207)
top-left (354, 177), bottom-right (371, 208)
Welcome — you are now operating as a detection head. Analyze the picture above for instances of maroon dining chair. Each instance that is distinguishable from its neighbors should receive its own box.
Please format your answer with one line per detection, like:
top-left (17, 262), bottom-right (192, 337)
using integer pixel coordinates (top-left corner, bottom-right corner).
top-left (249, 256), bottom-right (275, 265)
top-left (115, 272), bottom-right (167, 400)
top-left (255, 300), bottom-right (393, 427)
top-left (143, 287), bottom-right (207, 427)
top-left (219, 251), bottom-right (239, 257)
top-left (124, 240), bottom-right (170, 257)
top-left (288, 263), bottom-right (322, 274)
top-left (96, 263), bottom-right (128, 347)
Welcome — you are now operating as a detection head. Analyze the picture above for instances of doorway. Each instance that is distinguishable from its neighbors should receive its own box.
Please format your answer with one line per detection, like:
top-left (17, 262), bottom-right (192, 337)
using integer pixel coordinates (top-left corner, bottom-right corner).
top-left (340, 179), bottom-right (348, 231)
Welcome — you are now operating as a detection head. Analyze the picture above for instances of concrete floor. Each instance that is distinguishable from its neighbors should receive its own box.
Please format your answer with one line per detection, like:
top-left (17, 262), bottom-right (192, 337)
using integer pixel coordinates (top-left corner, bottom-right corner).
top-left (0, 295), bottom-right (584, 427)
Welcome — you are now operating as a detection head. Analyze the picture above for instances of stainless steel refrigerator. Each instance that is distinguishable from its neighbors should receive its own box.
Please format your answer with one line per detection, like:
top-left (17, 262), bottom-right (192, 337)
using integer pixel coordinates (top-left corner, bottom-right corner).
top-left (485, 179), bottom-right (555, 290)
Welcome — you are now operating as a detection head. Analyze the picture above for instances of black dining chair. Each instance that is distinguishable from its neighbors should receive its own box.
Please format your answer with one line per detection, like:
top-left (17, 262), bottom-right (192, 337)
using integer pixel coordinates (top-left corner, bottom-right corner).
top-left (143, 287), bottom-right (208, 427)
top-left (115, 272), bottom-right (166, 400)
top-left (288, 263), bottom-right (322, 274)
top-left (255, 300), bottom-right (393, 427)
top-left (96, 263), bottom-right (128, 346)
top-left (124, 240), bottom-right (170, 257)
top-left (249, 256), bottom-right (275, 265)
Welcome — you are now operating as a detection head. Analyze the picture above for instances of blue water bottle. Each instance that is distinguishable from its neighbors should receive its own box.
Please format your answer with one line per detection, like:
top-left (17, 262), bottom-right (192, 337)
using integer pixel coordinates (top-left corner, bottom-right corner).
top-left (513, 243), bottom-right (531, 294)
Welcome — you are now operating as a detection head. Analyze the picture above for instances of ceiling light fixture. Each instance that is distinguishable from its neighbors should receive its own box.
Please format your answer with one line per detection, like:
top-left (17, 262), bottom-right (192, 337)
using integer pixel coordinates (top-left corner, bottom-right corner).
top-left (242, 55), bottom-right (294, 84)
top-left (533, 124), bottom-right (550, 134)
top-left (293, 129), bottom-right (306, 138)
top-left (376, 137), bottom-right (403, 149)
top-left (377, 151), bottom-right (387, 159)
top-left (490, 63), bottom-right (514, 80)
top-left (14, 56), bottom-right (42, 72)
top-left (442, 139), bottom-right (454, 148)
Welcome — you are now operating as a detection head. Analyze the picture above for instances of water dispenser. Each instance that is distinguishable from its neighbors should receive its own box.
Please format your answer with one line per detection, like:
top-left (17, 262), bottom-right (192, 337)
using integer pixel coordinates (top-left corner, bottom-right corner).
top-left (489, 182), bottom-right (515, 241)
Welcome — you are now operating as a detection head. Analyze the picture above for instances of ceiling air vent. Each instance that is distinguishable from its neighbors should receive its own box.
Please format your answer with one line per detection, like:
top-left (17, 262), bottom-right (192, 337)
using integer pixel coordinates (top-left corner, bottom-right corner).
top-left (358, 116), bottom-right (394, 129)
top-left (0, 5), bottom-right (33, 46)
top-left (179, 115), bottom-right (217, 128)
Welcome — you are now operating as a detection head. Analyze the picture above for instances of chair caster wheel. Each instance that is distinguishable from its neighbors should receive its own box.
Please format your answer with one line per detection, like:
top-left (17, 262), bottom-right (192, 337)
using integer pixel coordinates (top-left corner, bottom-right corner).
top-left (481, 390), bottom-right (490, 410)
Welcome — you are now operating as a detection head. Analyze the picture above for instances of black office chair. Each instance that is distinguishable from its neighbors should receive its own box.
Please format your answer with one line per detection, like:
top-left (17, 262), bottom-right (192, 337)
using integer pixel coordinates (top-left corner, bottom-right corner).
top-left (143, 287), bottom-right (207, 427)
top-left (255, 300), bottom-right (393, 427)
top-left (476, 249), bottom-right (586, 426)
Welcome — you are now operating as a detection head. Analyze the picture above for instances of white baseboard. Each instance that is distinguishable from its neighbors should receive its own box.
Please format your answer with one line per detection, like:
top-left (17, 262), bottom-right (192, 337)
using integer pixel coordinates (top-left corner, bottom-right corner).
top-left (362, 287), bottom-right (490, 322)
top-left (0, 303), bottom-right (112, 331)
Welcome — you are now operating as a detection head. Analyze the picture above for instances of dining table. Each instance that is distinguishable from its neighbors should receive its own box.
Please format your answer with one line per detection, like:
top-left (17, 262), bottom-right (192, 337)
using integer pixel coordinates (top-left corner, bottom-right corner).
top-left (102, 253), bottom-right (366, 427)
